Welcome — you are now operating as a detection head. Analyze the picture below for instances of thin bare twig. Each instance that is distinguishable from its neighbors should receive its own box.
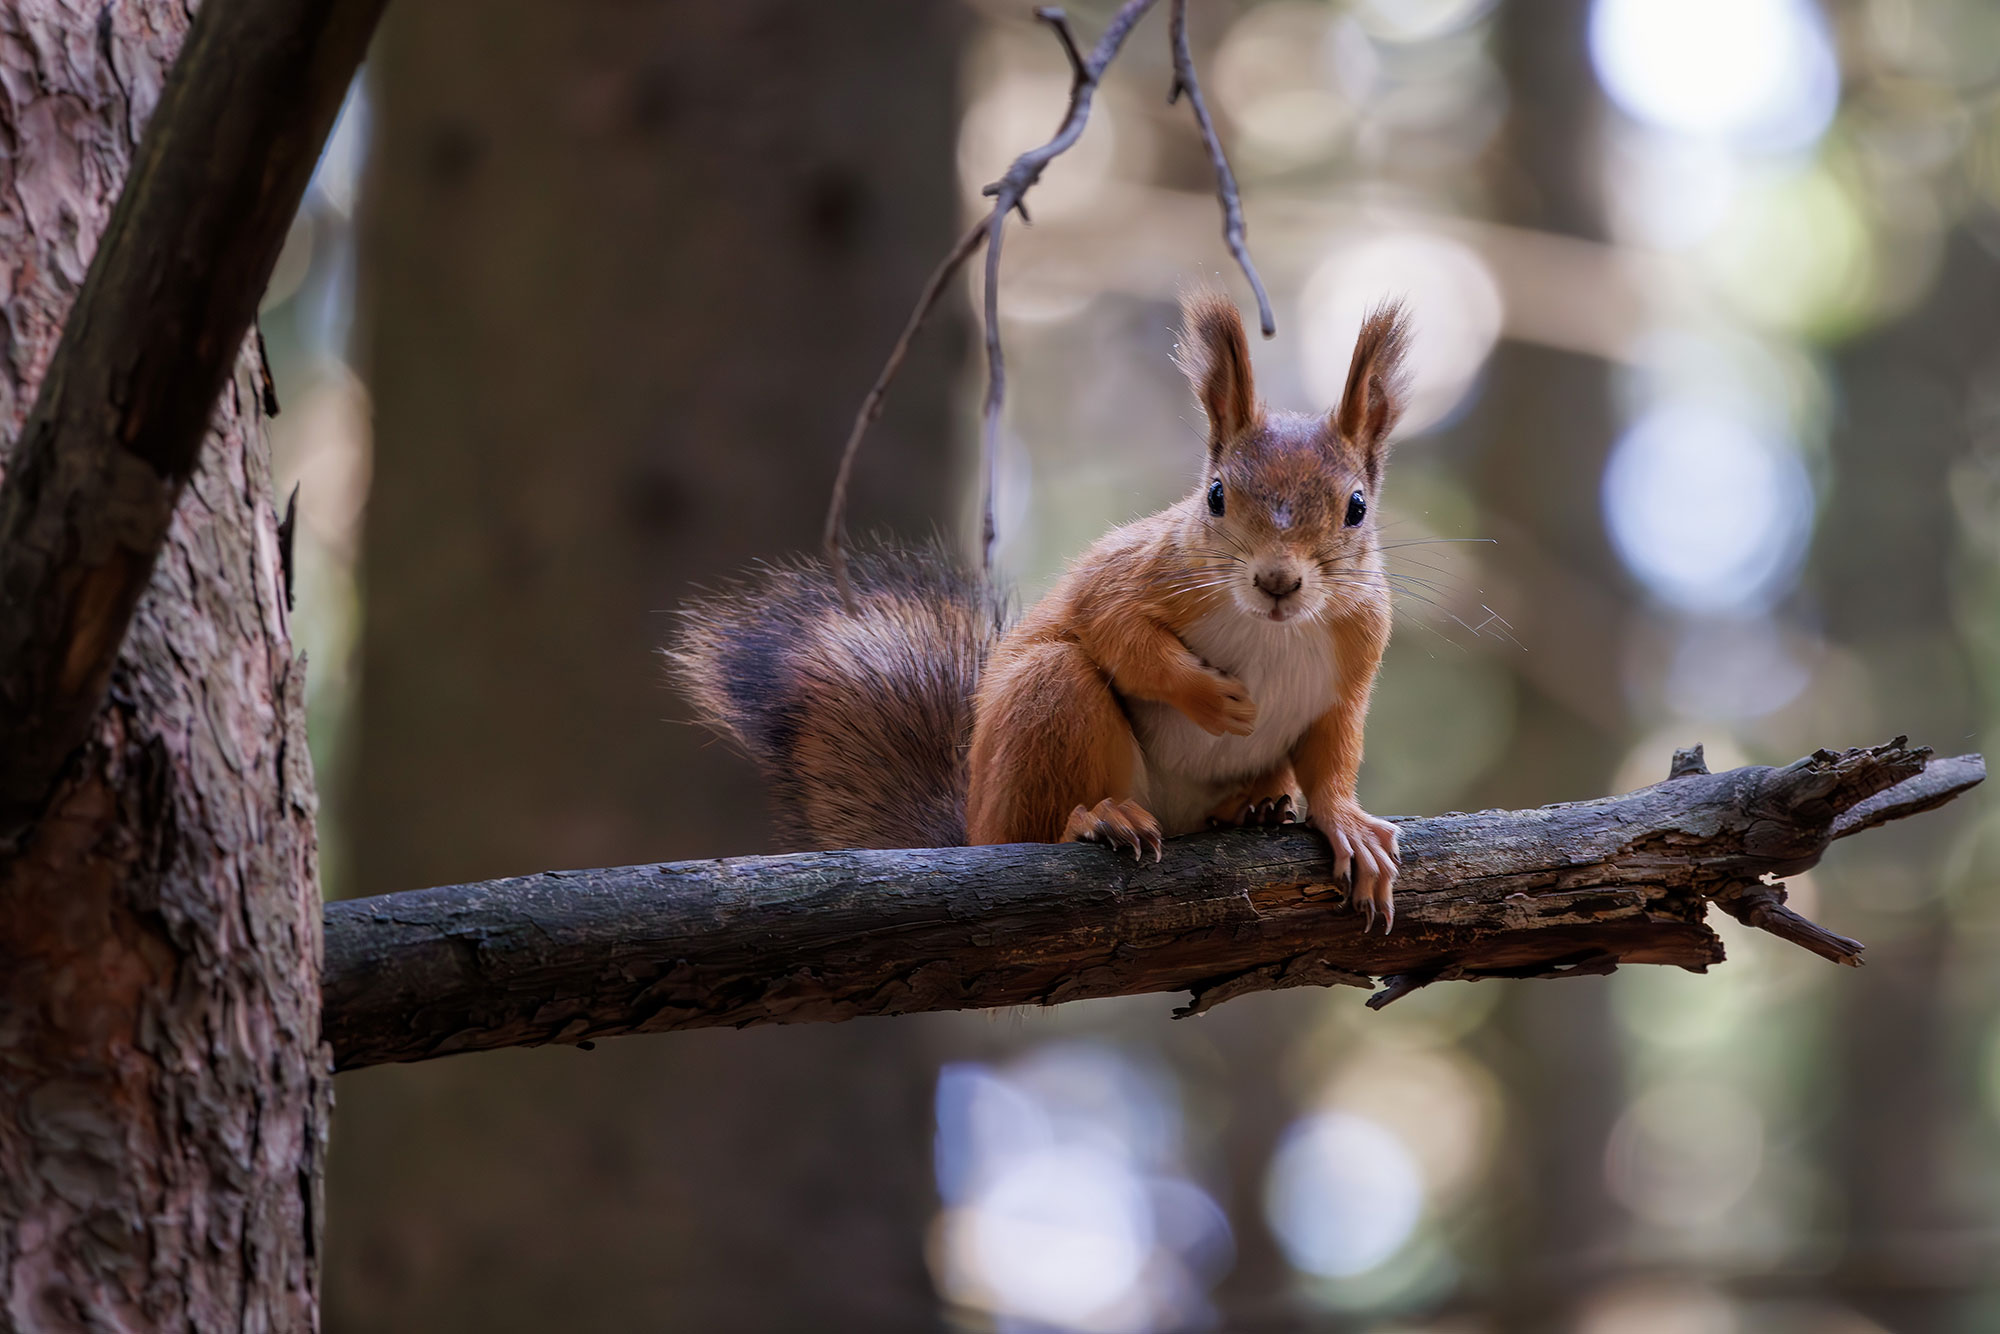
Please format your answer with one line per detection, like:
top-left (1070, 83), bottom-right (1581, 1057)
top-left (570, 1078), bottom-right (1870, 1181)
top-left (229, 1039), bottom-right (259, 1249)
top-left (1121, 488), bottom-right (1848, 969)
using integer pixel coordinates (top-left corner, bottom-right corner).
top-left (974, 1), bottom-right (1158, 573)
top-left (824, 0), bottom-right (1271, 603)
top-left (1168, 0), bottom-right (1274, 336)
top-left (822, 219), bottom-right (988, 611)
top-left (1038, 5), bottom-right (1088, 85)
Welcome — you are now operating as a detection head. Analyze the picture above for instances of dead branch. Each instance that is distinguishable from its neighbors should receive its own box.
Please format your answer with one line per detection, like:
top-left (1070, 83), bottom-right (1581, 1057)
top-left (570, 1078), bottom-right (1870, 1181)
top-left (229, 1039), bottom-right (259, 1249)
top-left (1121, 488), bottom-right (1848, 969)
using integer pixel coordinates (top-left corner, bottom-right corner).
top-left (0, 0), bottom-right (386, 843)
top-left (321, 739), bottom-right (1981, 1071)
top-left (824, 0), bottom-right (1271, 605)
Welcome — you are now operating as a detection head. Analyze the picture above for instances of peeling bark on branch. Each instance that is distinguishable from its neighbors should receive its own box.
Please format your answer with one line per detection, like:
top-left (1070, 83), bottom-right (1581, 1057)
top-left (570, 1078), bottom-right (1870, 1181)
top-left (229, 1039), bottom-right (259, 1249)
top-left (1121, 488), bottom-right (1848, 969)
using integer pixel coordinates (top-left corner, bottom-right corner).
top-left (323, 740), bottom-right (1981, 1072)
top-left (0, 0), bottom-right (386, 840)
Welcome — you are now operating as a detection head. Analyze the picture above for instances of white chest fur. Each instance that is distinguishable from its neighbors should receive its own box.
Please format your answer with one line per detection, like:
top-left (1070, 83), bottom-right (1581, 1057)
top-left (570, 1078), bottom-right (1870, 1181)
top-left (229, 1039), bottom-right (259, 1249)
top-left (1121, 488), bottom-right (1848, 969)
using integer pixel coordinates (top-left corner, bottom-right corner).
top-left (1125, 609), bottom-right (1340, 834)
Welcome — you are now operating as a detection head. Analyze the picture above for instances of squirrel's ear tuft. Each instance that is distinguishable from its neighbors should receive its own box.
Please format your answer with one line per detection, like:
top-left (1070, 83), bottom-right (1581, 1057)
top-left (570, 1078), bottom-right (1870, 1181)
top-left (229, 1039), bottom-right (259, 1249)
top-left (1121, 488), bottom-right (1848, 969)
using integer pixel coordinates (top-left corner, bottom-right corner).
top-left (1176, 290), bottom-right (1259, 454)
top-left (1334, 299), bottom-right (1412, 478)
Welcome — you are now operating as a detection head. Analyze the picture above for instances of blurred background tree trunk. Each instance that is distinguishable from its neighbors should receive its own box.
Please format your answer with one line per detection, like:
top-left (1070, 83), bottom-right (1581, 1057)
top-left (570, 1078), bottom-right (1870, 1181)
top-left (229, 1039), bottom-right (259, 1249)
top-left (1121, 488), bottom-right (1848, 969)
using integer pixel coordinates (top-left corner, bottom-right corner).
top-left (1819, 231), bottom-right (2000, 1334)
top-left (1479, 0), bottom-right (1628, 1323)
top-left (325, 2), bottom-right (963, 1328)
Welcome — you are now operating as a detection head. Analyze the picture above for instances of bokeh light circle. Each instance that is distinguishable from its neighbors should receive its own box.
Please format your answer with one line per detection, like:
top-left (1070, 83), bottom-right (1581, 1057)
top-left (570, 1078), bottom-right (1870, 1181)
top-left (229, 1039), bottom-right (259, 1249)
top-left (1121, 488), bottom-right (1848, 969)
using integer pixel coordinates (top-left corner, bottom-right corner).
top-left (1601, 403), bottom-right (1814, 614)
top-left (1590, 0), bottom-right (1838, 151)
top-left (958, 1145), bottom-right (1155, 1325)
top-left (1301, 232), bottom-right (1503, 436)
top-left (1265, 1112), bottom-right (1424, 1279)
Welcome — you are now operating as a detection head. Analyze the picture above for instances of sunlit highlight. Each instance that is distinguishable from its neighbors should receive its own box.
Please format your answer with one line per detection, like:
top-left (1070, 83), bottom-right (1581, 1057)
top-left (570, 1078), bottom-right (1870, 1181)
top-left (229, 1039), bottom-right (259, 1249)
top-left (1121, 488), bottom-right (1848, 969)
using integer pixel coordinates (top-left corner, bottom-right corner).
top-left (1301, 232), bottom-right (1503, 436)
top-left (1264, 1112), bottom-right (1424, 1279)
top-left (1215, 4), bottom-right (1355, 168)
top-left (1698, 165), bottom-right (1875, 336)
top-left (1590, 0), bottom-right (1838, 151)
top-left (933, 1046), bottom-right (1231, 1332)
top-left (1601, 404), bottom-right (1813, 614)
top-left (1322, 1049), bottom-right (1500, 1204)
top-left (1602, 127), bottom-right (1741, 252)
top-left (955, 1144), bottom-right (1155, 1324)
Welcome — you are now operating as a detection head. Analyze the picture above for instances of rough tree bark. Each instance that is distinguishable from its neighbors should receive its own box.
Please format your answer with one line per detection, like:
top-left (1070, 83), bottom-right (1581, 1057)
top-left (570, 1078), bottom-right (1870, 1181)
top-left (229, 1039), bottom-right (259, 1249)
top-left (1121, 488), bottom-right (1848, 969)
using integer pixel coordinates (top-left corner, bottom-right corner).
top-left (0, 1), bottom-right (378, 1329)
top-left (320, 741), bottom-right (1980, 1070)
top-left (0, 0), bottom-right (383, 837)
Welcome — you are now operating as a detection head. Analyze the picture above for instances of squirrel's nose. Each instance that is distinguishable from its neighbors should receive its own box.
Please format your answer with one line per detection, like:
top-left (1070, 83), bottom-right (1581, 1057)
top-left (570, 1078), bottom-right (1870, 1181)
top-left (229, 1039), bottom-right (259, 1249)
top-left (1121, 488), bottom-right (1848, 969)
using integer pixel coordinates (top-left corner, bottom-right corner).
top-left (1253, 570), bottom-right (1303, 599)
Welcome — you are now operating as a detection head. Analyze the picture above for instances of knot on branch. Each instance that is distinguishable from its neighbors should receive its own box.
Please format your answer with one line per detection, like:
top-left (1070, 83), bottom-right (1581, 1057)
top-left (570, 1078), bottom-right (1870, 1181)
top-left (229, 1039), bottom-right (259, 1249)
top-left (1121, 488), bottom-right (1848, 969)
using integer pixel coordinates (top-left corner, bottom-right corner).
top-left (1669, 744), bottom-right (1708, 778)
top-left (1764, 736), bottom-right (1929, 828)
top-left (1732, 737), bottom-right (1933, 874)
top-left (1668, 737), bottom-right (1959, 964)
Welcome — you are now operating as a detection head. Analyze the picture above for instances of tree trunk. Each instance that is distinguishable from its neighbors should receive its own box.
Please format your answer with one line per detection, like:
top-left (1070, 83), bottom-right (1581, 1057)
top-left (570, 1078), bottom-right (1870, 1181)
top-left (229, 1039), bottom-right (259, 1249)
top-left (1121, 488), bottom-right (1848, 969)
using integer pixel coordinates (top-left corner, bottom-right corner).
top-left (0, 5), bottom-right (325, 1331)
top-left (1481, 0), bottom-right (1628, 1322)
top-left (325, 2), bottom-right (962, 1328)
top-left (1820, 230), bottom-right (2000, 1334)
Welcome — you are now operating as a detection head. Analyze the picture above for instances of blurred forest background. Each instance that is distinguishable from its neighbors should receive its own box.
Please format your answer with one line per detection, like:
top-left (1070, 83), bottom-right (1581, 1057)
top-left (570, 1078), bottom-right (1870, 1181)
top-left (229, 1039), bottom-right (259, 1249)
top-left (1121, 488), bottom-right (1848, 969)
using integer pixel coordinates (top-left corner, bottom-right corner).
top-left (257, 0), bottom-right (2000, 1328)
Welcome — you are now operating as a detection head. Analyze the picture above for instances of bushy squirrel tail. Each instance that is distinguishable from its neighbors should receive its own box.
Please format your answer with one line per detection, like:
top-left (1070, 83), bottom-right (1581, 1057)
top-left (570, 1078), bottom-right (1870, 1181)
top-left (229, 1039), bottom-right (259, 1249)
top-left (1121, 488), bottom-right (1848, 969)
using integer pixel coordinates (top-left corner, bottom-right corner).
top-left (667, 542), bottom-right (1005, 850)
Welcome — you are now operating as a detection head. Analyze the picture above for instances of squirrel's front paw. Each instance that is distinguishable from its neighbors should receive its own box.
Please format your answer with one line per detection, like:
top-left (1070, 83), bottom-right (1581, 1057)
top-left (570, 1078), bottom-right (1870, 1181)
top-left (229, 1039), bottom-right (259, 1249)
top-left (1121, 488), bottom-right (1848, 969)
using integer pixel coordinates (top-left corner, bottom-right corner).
top-left (1311, 799), bottom-right (1401, 933)
top-left (1180, 672), bottom-right (1257, 737)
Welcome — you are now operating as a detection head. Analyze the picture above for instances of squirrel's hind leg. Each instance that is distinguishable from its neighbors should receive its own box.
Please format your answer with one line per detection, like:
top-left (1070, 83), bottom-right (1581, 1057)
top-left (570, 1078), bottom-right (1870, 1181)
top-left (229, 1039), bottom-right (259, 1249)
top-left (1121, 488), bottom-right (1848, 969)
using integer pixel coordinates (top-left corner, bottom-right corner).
top-left (967, 638), bottom-right (1161, 859)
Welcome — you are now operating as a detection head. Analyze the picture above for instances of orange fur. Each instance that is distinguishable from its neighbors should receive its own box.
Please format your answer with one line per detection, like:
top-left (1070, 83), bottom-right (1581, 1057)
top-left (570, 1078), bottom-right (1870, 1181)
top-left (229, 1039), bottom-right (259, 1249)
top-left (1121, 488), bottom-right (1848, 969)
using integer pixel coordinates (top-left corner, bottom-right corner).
top-left (672, 293), bottom-right (1412, 923)
top-left (967, 292), bottom-right (1411, 924)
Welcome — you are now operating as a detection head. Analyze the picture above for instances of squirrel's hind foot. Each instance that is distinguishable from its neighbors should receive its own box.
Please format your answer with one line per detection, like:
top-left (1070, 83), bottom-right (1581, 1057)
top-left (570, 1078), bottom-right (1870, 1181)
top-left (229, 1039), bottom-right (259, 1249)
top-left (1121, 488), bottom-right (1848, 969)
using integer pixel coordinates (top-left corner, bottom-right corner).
top-left (1063, 798), bottom-right (1164, 863)
top-left (1207, 792), bottom-right (1298, 829)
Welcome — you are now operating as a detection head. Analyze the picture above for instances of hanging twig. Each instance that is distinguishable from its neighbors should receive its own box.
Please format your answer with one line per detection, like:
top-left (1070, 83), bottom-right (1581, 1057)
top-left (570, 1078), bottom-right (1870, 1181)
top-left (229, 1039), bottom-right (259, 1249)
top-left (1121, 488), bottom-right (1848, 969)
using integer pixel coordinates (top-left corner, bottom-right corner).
top-left (824, 0), bottom-right (1271, 606)
top-left (972, 2), bottom-right (1154, 573)
top-left (1168, 0), bottom-right (1274, 336)
top-left (822, 220), bottom-right (988, 611)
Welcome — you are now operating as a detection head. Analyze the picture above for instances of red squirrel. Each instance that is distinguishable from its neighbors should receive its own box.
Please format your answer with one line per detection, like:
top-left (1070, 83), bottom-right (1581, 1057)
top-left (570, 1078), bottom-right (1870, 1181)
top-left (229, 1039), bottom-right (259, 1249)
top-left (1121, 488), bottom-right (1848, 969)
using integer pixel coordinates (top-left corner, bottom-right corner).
top-left (673, 292), bottom-right (1409, 929)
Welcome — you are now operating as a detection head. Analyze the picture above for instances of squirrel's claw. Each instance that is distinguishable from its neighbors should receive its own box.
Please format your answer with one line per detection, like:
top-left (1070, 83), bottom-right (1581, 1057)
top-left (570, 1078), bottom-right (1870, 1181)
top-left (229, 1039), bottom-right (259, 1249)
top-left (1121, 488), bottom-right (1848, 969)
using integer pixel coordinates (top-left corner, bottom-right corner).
top-left (1213, 791), bottom-right (1298, 829)
top-left (1312, 801), bottom-right (1399, 935)
top-left (1063, 798), bottom-right (1165, 864)
top-left (1256, 793), bottom-right (1296, 826)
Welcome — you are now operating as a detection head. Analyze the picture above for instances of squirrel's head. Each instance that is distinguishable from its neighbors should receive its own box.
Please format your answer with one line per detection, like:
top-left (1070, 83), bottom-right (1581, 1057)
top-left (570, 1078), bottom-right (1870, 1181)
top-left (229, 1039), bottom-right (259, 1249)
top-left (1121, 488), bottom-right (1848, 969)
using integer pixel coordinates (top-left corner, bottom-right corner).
top-left (1174, 290), bottom-right (1410, 625)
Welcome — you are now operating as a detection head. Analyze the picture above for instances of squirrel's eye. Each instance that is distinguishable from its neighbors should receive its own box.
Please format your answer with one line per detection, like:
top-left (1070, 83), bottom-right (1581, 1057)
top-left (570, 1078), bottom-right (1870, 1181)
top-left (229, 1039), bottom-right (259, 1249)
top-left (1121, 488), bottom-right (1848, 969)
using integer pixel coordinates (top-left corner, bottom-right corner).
top-left (1208, 479), bottom-right (1226, 516)
top-left (1344, 490), bottom-right (1367, 527)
